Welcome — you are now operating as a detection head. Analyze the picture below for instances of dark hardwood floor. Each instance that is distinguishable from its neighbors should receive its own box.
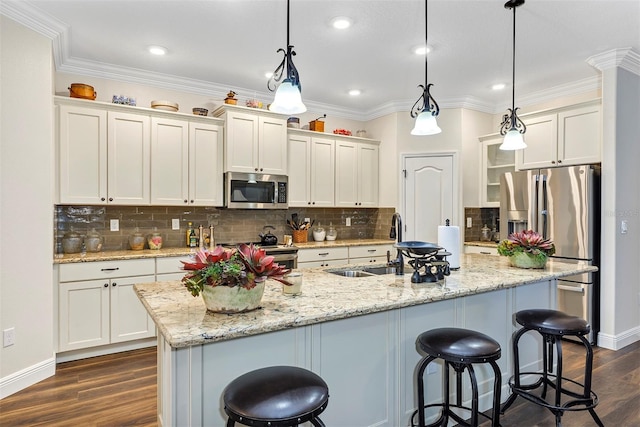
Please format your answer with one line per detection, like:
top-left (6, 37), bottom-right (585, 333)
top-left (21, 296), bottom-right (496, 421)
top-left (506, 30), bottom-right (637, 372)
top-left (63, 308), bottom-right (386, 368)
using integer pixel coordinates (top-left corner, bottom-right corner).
top-left (0, 341), bottom-right (638, 426)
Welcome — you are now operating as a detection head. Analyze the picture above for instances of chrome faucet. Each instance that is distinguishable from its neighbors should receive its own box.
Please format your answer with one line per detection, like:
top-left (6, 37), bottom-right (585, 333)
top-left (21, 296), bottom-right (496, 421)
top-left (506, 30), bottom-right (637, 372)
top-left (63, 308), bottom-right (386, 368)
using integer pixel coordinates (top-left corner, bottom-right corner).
top-left (389, 213), bottom-right (404, 275)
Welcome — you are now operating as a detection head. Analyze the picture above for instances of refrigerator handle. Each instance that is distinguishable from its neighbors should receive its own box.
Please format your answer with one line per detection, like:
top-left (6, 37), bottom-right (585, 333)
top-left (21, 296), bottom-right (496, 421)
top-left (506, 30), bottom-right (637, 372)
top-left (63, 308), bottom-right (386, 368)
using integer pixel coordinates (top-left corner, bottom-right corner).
top-left (530, 174), bottom-right (539, 231)
top-left (541, 175), bottom-right (548, 239)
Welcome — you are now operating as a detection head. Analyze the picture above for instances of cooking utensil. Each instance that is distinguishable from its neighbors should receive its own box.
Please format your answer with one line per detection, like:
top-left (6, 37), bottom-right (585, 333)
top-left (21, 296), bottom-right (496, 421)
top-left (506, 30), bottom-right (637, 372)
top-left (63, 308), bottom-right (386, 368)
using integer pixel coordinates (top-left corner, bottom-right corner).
top-left (259, 225), bottom-right (278, 246)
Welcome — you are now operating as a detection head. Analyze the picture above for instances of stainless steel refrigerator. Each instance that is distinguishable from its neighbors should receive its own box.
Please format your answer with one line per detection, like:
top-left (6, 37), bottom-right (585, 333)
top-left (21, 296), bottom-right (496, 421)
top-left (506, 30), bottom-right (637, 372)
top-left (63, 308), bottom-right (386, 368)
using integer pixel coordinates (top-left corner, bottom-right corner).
top-left (500, 164), bottom-right (601, 344)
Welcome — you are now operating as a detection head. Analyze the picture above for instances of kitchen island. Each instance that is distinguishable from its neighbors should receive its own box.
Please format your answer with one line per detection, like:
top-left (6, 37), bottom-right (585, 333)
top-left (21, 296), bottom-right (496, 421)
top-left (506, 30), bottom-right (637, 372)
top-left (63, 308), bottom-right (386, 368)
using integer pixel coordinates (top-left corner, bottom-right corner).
top-left (134, 254), bottom-right (596, 427)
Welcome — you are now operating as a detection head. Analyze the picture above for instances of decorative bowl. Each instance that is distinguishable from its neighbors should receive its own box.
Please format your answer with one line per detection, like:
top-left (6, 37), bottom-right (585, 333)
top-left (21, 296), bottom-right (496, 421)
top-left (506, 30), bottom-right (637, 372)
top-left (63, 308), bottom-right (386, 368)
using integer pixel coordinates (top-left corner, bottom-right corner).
top-left (151, 100), bottom-right (179, 112)
top-left (192, 107), bottom-right (208, 116)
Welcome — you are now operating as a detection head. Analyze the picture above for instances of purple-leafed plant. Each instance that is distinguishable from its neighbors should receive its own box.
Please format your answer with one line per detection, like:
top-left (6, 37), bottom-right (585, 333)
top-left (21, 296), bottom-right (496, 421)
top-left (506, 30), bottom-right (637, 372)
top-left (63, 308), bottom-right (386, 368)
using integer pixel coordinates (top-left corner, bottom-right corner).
top-left (497, 230), bottom-right (555, 261)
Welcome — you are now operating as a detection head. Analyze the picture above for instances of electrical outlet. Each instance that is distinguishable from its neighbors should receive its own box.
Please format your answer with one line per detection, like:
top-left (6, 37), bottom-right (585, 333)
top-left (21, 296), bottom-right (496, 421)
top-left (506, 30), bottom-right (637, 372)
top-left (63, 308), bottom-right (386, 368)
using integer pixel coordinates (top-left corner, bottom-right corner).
top-left (110, 219), bottom-right (119, 231)
top-left (621, 220), bottom-right (628, 234)
top-left (172, 219), bottom-right (180, 230)
top-left (3, 328), bottom-right (15, 347)
top-left (304, 217), bottom-right (310, 223)
top-left (466, 217), bottom-right (472, 228)
top-left (346, 217), bottom-right (351, 227)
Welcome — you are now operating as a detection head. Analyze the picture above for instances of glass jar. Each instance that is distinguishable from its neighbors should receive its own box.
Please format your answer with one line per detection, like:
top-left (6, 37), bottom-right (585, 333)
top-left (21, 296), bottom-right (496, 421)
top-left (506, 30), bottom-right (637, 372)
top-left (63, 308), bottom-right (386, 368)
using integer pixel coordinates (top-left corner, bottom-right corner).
top-left (84, 228), bottom-right (103, 252)
top-left (148, 228), bottom-right (163, 250)
top-left (61, 229), bottom-right (83, 254)
top-left (312, 223), bottom-right (326, 242)
top-left (326, 222), bottom-right (337, 241)
top-left (129, 227), bottom-right (146, 250)
top-left (480, 224), bottom-right (491, 242)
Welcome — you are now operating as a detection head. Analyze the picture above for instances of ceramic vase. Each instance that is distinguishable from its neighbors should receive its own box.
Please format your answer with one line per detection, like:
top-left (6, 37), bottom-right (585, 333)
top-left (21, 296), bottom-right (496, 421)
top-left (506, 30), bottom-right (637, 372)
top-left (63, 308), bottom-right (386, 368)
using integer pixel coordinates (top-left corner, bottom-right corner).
top-left (201, 280), bottom-right (265, 313)
top-left (509, 252), bottom-right (548, 269)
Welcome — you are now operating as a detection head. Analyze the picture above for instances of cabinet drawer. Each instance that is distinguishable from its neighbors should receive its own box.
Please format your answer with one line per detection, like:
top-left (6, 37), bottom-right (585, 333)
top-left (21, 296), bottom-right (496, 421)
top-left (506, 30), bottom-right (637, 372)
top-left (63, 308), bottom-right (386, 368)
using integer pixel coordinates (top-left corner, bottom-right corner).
top-left (297, 259), bottom-right (349, 269)
top-left (297, 247), bottom-right (349, 263)
top-left (156, 256), bottom-right (193, 274)
top-left (59, 259), bottom-right (155, 282)
top-left (349, 244), bottom-right (393, 259)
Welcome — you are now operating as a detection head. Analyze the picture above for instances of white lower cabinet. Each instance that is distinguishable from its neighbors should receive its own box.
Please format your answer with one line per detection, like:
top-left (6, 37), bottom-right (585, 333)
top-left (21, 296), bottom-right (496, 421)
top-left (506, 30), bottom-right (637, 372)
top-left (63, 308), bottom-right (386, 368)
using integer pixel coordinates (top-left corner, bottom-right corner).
top-left (57, 259), bottom-right (156, 352)
top-left (464, 245), bottom-right (498, 255)
top-left (349, 244), bottom-right (393, 264)
top-left (297, 247), bottom-right (349, 268)
top-left (156, 255), bottom-right (193, 281)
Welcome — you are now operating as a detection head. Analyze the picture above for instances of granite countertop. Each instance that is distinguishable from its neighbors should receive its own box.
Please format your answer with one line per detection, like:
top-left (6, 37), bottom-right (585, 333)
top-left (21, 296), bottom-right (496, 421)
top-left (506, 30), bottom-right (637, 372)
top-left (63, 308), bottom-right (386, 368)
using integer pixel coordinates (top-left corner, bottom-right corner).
top-left (53, 239), bottom-right (394, 264)
top-left (134, 254), bottom-right (597, 348)
top-left (464, 241), bottom-right (499, 248)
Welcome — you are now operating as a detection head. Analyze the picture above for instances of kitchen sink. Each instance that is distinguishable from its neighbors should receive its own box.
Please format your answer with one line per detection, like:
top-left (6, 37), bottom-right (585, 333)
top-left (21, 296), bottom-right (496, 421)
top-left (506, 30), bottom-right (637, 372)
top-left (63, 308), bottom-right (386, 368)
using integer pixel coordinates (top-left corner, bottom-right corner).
top-left (325, 265), bottom-right (396, 277)
top-left (328, 270), bottom-right (374, 277)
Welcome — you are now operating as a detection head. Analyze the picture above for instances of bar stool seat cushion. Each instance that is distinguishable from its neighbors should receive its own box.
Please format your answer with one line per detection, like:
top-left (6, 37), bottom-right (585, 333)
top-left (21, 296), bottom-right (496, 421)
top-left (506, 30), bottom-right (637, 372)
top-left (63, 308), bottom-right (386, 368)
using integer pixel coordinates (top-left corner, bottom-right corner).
top-left (224, 366), bottom-right (328, 423)
top-left (417, 327), bottom-right (501, 363)
top-left (516, 309), bottom-right (590, 336)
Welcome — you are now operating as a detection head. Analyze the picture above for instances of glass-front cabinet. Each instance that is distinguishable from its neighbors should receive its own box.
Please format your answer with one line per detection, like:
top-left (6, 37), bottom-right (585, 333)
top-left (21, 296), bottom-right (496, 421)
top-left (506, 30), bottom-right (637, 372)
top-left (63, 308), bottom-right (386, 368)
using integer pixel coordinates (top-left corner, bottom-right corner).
top-left (480, 133), bottom-right (515, 207)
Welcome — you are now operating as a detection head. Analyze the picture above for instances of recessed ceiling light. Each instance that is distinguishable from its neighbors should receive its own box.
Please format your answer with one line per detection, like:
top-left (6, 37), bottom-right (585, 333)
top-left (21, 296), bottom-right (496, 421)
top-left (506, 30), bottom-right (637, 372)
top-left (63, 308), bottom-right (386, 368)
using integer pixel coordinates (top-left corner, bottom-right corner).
top-left (492, 83), bottom-right (506, 90)
top-left (348, 89), bottom-right (361, 96)
top-left (413, 45), bottom-right (432, 55)
top-left (148, 46), bottom-right (167, 56)
top-left (330, 16), bottom-right (353, 30)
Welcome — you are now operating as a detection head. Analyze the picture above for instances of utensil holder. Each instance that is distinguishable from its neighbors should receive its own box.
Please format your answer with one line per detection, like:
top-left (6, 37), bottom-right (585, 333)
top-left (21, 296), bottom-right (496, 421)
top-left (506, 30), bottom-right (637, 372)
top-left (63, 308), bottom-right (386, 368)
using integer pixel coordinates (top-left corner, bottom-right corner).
top-left (292, 230), bottom-right (308, 243)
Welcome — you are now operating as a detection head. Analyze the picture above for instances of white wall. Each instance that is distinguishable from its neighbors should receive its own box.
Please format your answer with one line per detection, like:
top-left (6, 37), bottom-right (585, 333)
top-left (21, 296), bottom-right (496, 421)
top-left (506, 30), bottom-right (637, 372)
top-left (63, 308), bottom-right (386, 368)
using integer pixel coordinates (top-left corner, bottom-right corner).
top-left (366, 113), bottom-right (399, 208)
top-left (0, 16), bottom-right (55, 397)
top-left (599, 65), bottom-right (640, 349)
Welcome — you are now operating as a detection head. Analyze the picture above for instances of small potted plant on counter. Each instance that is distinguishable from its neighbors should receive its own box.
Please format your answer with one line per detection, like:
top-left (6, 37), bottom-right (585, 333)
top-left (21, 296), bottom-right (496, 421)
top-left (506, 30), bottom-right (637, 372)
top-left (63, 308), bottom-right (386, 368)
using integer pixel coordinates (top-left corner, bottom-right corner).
top-left (497, 230), bottom-right (555, 269)
top-left (182, 244), bottom-right (291, 313)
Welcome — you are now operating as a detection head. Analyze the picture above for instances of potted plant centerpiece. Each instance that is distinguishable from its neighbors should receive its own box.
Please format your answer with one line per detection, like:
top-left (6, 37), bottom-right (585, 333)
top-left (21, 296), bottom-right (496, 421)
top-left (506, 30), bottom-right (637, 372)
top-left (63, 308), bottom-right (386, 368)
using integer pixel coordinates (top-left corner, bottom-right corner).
top-left (182, 244), bottom-right (291, 313)
top-left (497, 230), bottom-right (555, 269)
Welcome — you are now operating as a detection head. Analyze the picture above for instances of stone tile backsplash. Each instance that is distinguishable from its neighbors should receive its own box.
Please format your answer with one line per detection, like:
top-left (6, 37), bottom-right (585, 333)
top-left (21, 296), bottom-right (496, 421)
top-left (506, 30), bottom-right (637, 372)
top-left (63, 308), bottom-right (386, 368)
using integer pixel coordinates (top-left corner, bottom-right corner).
top-left (55, 205), bottom-right (396, 252)
top-left (464, 207), bottom-right (500, 241)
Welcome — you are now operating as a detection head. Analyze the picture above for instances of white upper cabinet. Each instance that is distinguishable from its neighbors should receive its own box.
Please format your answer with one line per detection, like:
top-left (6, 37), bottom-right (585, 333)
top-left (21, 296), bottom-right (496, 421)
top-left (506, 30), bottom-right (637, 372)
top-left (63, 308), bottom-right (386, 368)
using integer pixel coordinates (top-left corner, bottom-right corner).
top-left (58, 102), bottom-right (150, 205)
top-left (479, 133), bottom-right (515, 207)
top-left (335, 140), bottom-right (379, 207)
top-left (150, 117), bottom-right (223, 206)
top-left (287, 132), bottom-right (335, 207)
top-left (516, 100), bottom-right (601, 170)
top-left (215, 106), bottom-right (287, 175)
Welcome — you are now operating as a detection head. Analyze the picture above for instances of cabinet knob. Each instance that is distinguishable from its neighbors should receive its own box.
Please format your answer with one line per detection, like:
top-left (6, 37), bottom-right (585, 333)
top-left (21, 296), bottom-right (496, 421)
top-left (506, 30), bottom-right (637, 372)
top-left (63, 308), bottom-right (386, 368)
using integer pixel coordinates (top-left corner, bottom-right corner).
top-left (109, 197), bottom-right (113, 202)
top-left (558, 160), bottom-right (562, 164)
top-left (551, 161), bottom-right (556, 164)
top-left (112, 282), bottom-right (117, 287)
top-left (103, 283), bottom-right (108, 288)
top-left (259, 168), bottom-right (263, 172)
top-left (190, 200), bottom-right (194, 203)
top-left (312, 201), bottom-right (315, 205)
top-left (101, 197), bottom-right (106, 202)
top-left (184, 199), bottom-right (188, 203)
top-left (308, 201), bottom-right (311, 205)
top-left (254, 168), bottom-right (259, 172)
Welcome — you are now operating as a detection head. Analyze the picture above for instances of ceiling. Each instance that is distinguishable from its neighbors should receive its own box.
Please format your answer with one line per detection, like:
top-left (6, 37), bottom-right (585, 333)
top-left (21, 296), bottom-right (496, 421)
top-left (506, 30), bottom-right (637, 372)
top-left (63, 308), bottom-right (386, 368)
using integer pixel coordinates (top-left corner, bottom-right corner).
top-left (3, 0), bottom-right (640, 118)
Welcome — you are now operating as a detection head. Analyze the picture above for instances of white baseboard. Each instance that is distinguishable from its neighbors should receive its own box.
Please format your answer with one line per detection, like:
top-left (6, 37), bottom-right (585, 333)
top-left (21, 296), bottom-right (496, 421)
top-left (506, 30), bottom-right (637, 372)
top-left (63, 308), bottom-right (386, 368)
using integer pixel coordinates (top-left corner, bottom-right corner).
top-left (56, 337), bottom-right (157, 363)
top-left (0, 356), bottom-right (56, 399)
top-left (597, 326), bottom-right (640, 350)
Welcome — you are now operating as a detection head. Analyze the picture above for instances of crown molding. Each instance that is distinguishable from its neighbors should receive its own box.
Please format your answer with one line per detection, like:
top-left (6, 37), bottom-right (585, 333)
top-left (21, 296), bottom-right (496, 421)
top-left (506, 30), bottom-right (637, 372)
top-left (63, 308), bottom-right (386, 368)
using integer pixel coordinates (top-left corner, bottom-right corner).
top-left (586, 47), bottom-right (640, 77)
top-left (1, 1), bottom-right (613, 122)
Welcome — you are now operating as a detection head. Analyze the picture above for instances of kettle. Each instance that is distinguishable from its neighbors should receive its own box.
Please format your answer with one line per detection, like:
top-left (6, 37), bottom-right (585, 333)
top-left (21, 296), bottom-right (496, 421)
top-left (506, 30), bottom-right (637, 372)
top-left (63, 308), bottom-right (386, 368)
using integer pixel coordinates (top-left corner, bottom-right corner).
top-left (259, 225), bottom-right (278, 246)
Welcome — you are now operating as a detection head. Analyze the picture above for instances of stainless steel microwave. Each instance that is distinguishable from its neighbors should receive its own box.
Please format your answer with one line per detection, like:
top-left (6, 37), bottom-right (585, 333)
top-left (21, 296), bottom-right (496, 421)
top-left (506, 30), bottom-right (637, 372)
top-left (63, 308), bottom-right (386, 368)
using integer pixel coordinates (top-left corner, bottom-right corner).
top-left (224, 172), bottom-right (288, 209)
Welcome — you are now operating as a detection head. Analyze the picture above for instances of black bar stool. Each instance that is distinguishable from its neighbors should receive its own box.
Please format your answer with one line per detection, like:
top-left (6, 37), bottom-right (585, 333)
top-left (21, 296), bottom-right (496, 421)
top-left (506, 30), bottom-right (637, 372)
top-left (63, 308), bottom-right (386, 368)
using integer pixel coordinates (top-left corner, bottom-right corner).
top-left (411, 327), bottom-right (502, 427)
top-left (223, 365), bottom-right (329, 427)
top-left (501, 309), bottom-right (603, 426)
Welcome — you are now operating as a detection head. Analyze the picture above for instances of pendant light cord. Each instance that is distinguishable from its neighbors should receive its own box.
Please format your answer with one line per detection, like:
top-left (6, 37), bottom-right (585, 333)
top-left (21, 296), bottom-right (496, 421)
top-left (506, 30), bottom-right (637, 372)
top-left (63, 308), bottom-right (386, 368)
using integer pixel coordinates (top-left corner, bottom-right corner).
top-left (424, 0), bottom-right (428, 87)
top-left (286, 0), bottom-right (290, 48)
top-left (511, 4), bottom-right (516, 113)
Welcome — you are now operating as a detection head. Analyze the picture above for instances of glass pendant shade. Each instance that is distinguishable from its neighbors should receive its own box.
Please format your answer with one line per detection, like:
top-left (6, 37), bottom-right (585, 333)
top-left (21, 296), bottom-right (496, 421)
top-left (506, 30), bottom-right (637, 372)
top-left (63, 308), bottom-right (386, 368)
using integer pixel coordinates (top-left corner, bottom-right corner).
top-left (499, 128), bottom-right (526, 150)
top-left (411, 110), bottom-right (442, 135)
top-left (269, 79), bottom-right (307, 114)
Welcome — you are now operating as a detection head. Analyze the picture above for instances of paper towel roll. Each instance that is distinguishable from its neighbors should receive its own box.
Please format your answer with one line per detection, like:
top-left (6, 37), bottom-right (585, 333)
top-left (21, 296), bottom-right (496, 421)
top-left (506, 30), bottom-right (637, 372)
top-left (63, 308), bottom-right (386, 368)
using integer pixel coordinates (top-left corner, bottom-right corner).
top-left (438, 225), bottom-right (460, 269)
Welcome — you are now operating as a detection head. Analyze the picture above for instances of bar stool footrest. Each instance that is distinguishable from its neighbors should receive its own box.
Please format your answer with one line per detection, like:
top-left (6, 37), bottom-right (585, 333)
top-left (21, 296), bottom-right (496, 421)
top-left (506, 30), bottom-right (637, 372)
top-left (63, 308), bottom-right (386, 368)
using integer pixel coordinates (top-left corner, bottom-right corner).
top-left (410, 403), bottom-right (495, 427)
top-left (508, 372), bottom-right (599, 413)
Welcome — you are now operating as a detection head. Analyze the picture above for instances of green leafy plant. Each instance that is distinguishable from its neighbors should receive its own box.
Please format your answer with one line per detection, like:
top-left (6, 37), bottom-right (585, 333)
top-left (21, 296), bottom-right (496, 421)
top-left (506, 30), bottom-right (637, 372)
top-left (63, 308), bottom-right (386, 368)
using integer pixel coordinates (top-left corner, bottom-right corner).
top-left (181, 244), bottom-right (291, 297)
top-left (497, 230), bottom-right (555, 262)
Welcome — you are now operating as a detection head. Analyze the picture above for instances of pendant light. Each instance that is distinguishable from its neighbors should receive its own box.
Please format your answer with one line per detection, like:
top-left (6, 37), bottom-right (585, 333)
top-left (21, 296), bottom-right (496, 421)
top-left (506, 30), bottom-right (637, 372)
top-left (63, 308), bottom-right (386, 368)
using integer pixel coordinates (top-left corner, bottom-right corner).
top-left (268, 0), bottom-right (306, 114)
top-left (499, 0), bottom-right (526, 150)
top-left (410, 0), bottom-right (441, 136)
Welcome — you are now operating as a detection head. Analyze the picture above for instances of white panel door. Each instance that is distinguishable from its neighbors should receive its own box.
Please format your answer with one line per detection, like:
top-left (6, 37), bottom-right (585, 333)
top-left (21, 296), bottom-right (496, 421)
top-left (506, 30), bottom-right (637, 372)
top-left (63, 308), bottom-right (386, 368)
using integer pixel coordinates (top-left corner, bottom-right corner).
top-left (312, 311), bottom-right (397, 426)
top-left (334, 140), bottom-right (358, 207)
top-left (107, 111), bottom-right (150, 204)
top-left (258, 116), bottom-right (287, 175)
top-left (225, 111), bottom-right (258, 173)
top-left (358, 142), bottom-right (379, 207)
top-left (110, 275), bottom-right (156, 343)
top-left (403, 154), bottom-right (456, 243)
top-left (287, 134), bottom-right (312, 206)
top-left (310, 137), bottom-right (335, 207)
top-left (59, 279), bottom-right (110, 351)
top-left (189, 122), bottom-right (223, 206)
top-left (58, 105), bottom-right (107, 204)
top-left (150, 117), bottom-right (189, 205)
